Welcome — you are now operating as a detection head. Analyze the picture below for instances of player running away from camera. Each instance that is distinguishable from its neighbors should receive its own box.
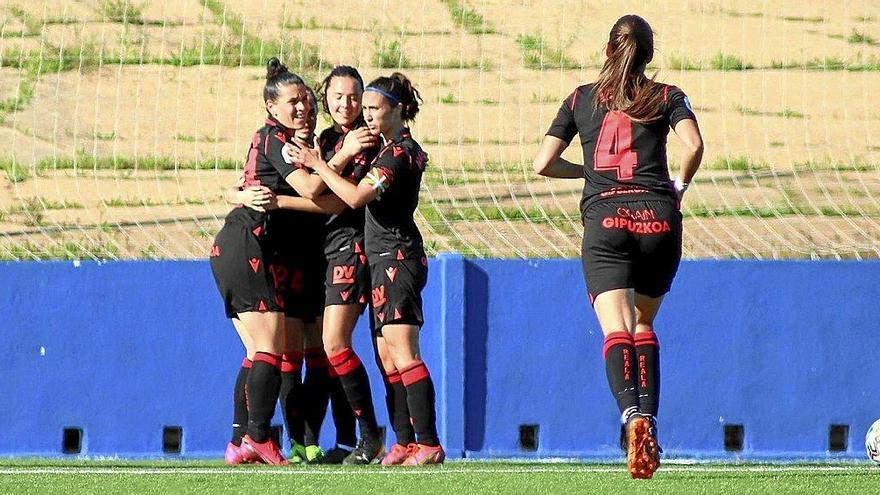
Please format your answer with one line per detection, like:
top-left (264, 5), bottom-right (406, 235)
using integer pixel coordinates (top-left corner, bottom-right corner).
top-left (288, 72), bottom-right (443, 466)
top-left (533, 15), bottom-right (703, 479)
top-left (211, 57), bottom-right (327, 466)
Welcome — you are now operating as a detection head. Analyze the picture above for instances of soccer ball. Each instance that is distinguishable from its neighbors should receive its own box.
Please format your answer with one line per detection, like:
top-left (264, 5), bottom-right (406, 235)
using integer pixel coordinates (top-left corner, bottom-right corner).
top-left (866, 419), bottom-right (880, 464)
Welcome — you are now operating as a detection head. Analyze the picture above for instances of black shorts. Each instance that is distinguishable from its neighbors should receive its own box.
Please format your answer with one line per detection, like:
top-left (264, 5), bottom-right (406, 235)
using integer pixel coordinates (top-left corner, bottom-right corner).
top-left (581, 198), bottom-right (682, 302)
top-left (209, 210), bottom-right (283, 319)
top-left (369, 257), bottom-right (428, 333)
top-left (325, 240), bottom-right (370, 308)
top-left (273, 246), bottom-right (326, 322)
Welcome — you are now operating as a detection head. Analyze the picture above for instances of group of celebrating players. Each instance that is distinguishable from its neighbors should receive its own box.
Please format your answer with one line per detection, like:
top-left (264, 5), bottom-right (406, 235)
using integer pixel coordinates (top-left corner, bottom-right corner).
top-left (210, 60), bottom-right (442, 466)
top-left (210, 13), bottom-right (703, 478)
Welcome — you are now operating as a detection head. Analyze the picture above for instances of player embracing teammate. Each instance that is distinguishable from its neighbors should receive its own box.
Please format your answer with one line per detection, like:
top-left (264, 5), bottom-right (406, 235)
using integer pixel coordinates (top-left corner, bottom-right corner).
top-left (212, 62), bottom-right (443, 466)
top-left (534, 15), bottom-right (704, 478)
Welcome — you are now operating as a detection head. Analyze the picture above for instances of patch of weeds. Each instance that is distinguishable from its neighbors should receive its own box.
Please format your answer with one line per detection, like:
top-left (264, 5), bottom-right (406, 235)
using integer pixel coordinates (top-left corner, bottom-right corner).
top-left (711, 52), bottom-right (754, 70)
top-left (847, 29), bottom-right (877, 45)
top-left (175, 134), bottom-right (197, 142)
top-left (442, 0), bottom-right (495, 34)
top-left (94, 132), bottom-right (116, 141)
top-left (97, 0), bottom-right (145, 24)
top-left (667, 53), bottom-right (704, 70)
top-left (530, 93), bottom-right (557, 104)
top-left (780, 15), bottom-right (825, 23)
top-left (770, 141), bottom-right (785, 148)
top-left (515, 33), bottom-right (581, 70)
top-left (0, 241), bottom-right (120, 260)
top-left (705, 155), bottom-right (768, 171)
top-left (734, 105), bottom-right (805, 118)
top-left (439, 93), bottom-right (459, 104)
top-left (372, 37), bottom-right (409, 68)
top-left (477, 98), bottom-right (498, 105)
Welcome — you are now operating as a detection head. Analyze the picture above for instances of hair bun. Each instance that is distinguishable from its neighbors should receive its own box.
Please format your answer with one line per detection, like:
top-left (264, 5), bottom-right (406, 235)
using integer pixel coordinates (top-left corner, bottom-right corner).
top-left (266, 57), bottom-right (288, 80)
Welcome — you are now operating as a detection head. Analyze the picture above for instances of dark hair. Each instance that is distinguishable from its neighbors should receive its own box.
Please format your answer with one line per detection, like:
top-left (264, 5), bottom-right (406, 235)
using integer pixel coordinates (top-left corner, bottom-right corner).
top-left (264, 57), bottom-right (305, 103)
top-left (365, 72), bottom-right (421, 122)
top-left (316, 65), bottom-right (364, 114)
top-left (593, 15), bottom-right (665, 123)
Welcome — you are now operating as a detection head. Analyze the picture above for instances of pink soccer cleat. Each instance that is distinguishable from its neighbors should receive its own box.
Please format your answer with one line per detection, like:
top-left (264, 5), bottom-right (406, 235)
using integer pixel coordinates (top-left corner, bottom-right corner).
top-left (401, 443), bottom-right (445, 466)
top-left (381, 443), bottom-right (415, 466)
top-left (241, 434), bottom-right (288, 466)
top-left (225, 442), bottom-right (254, 465)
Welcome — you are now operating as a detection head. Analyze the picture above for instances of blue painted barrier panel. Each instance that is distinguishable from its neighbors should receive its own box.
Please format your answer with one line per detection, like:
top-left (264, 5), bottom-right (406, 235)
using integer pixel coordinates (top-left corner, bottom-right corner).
top-left (1, 258), bottom-right (878, 460)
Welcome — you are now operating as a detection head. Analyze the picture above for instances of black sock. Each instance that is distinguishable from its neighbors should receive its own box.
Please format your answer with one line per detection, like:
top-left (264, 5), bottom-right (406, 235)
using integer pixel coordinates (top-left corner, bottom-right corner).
top-left (246, 352), bottom-right (282, 443)
top-left (328, 347), bottom-right (380, 440)
top-left (384, 369), bottom-right (416, 446)
top-left (279, 351), bottom-right (304, 445)
top-left (634, 331), bottom-right (660, 418)
top-left (603, 332), bottom-right (640, 423)
top-left (303, 347), bottom-right (331, 446)
top-left (400, 360), bottom-right (439, 447)
top-left (329, 376), bottom-right (357, 447)
top-left (231, 358), bottom-right (251, 446)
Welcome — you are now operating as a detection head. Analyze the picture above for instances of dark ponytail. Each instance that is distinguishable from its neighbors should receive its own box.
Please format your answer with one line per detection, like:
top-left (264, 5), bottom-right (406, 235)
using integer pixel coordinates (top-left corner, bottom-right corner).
top-left (593, 15), bottom-right (665, 123)
top-left (316, 65), bottom-right (364, 114)
top-left (366, 72), bottom-right (422, 122)
top-left (264, 57), bottom-right (305, 103)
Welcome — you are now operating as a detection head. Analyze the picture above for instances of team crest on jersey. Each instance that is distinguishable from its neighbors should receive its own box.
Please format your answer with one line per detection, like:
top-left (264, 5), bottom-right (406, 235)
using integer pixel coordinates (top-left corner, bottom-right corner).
top-left (366, 167), bottom-right (393, 195)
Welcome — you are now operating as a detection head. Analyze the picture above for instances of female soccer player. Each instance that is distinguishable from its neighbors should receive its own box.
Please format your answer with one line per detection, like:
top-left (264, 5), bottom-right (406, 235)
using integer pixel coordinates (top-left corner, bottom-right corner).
top-left (210, 57), bottom-right (325, 465)
top-left (291, 72), bottom-right (443, 466)
top-left (533, 15), bottom-right (704, 479)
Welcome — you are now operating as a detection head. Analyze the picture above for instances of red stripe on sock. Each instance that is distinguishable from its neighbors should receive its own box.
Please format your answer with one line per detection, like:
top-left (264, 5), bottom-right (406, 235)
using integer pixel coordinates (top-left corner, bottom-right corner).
top-left (385, 369), bottom-right (402, 384)
top-left (253, 352), bottom-right (282, 368)
top-left (400, 360), bottom-right (430, 386)
top-left (603, 331), bottom-right (634, 360)
top-left (281, 352), bottom-right (303, 373)
top-left (634, 331), bottom-right (660, 348)
top-left (241, 358), bottom-right (253, 369)
top-left (328, 348), bottom-right (362, 377)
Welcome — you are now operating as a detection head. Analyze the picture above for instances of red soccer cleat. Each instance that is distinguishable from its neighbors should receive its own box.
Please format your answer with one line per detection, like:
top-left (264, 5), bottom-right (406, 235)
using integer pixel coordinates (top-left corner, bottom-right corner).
top-left (381, 443), bottom-right (415, 466)
top-left (401, 443), bottom-right (445, 466)
top-left (225, 442), bottom-right (255, 465)
top-left (241, 434), bottom-right (288, 466)
top-left (626, 415), bottom-right (660, 479)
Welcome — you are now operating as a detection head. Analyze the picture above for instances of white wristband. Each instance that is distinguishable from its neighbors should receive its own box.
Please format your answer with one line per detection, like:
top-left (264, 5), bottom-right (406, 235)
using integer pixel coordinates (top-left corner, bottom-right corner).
top-left (673, 177), bottom-right (689, 194)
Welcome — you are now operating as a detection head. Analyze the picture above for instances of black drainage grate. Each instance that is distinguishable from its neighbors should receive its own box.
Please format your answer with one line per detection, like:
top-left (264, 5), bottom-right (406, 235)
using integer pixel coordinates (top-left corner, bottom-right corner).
top-left (519, 424), bottom-right (539, 452)
top-left (724, 424), bottom-right (744, 452)
top-left (62, 428), bottom-right (82, 454)
top-left (163, 426), bottom-right (183, 454)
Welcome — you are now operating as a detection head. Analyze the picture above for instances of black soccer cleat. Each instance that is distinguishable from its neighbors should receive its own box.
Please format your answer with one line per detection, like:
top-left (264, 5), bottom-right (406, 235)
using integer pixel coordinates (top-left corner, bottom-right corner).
top-left (342, 436), bottom-right (385, 465)
top-left (311, 445), bottom-right (353, 465)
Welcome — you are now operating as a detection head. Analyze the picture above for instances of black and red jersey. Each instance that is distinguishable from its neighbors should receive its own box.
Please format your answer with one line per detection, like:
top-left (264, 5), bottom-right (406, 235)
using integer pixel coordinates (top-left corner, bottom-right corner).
top-left (363, 128), bottom-right (428, 261)
top-left (318, 123), bottom-right (378, 257)
top-left (546, 83), bottom-right (696, 213)
top-left (242, 116), bottom-right (299, 196)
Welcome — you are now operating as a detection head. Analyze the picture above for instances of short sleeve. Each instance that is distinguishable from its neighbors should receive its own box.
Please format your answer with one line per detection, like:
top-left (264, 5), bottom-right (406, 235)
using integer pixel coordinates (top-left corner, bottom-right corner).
top-left (363, 145), bottom-right (407, 197)
top-left (666, 86), bottom-right (697, 128)
top-left (545, 89), bottom-right (579, 143)
top-left (263, 128), bottom-right (297, 178)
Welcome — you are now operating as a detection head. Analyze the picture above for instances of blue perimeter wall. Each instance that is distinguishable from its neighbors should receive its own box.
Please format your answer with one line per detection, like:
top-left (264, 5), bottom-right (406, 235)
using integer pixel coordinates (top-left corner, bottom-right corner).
top-left (1, 256), bottom-right (878, 460)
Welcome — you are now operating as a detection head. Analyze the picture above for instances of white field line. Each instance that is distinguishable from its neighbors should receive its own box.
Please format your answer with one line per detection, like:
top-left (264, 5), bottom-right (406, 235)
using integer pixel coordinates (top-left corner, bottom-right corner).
top-left (0, 465), bottom-right (876, 476)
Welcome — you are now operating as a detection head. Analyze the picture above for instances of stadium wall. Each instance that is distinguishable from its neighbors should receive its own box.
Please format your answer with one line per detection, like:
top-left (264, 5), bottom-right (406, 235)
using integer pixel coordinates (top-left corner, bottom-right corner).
top-left (2, 257), bottom-right (878, 460)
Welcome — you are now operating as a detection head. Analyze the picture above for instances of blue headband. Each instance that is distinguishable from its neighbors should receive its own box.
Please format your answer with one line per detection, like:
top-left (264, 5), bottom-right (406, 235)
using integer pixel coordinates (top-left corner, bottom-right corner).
top-left (365, 86), bottom-right (399, 105)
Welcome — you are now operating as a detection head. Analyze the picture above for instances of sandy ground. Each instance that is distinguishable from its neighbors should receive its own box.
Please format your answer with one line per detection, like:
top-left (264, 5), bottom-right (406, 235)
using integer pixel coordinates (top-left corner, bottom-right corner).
top-left (0, 0), bottom-right (879, 259)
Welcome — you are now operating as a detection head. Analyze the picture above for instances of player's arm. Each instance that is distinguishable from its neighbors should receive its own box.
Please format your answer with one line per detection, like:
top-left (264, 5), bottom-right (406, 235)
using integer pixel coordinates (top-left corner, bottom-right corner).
top-left (534, 89), bottom-right (583, 178)
top-left (224, 175), bottom-right (274, 211)
top-left (533, 135), bottom-right (583, 178)
top-left (286, 129), bottom-right (377, 199)
top-left (667, 88), bottom-right (704, 197)
top-left (271, 193), bottom-right (348, 215)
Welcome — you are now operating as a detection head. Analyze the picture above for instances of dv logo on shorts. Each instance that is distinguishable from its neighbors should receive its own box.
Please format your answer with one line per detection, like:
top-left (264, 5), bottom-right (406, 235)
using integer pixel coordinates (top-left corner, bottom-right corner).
top-left (371, 285), bottom-right (387, 308)
top-left (332, 265), bottom-right (356, 284)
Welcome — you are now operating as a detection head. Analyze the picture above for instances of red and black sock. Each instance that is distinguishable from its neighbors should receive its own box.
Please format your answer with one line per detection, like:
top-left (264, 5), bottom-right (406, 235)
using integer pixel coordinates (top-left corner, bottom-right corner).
top-left (231, 357), bottom-right (251, 446)
top-left (279, 351), bottom-right (304, 445)
top-left (634, 331), bottom-right (661, 418)
top-left (303, 347), bottom-right (331, 446)
top-left (328, 347), bottom-right (380, 440)
top-left (400, 360), bottom-right (439, 447)
top-left (329, 375), bottom-right (357, 447)
top-left (384, 369), bottom-right (416, 446)
top-left (603, 332), bottom-right (640, 422)
top-left (246, 352), bottom-right (283, 443)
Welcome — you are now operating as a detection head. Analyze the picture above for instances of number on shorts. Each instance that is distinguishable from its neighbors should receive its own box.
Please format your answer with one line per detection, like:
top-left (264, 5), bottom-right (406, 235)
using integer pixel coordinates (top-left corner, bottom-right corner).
top-left (593, 111), bottom-right (638, 180)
